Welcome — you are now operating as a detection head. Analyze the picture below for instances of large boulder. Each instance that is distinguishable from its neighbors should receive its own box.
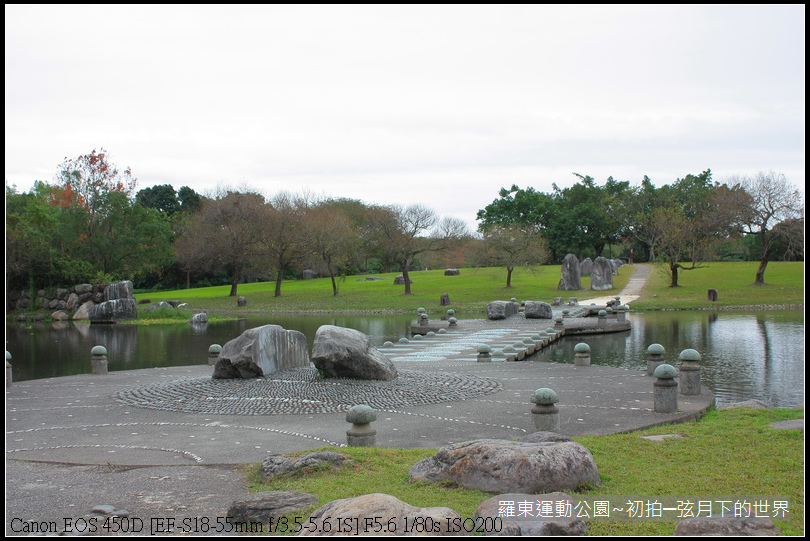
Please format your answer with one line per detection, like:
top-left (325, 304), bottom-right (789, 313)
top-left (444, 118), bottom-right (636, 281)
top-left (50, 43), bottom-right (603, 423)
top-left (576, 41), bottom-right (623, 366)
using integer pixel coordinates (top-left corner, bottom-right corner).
top-left (557, 253), bottom-right (581, 291)
top-left (486, 301), bottom-right (520, 320)
top-left (88, 298), bottom-right (138, 322)
top-left (590, 256), bottom-right (614, 291)
top-left (475, 492), bottom-right (586, 535)
top-left (212, 325), bottom-right (310, 379)
top-left (311, 325), bottom-right (397, 380)
top-left (408, 439), bottom-right (600, 494)
top-left (523, 301), bottom-right (552, 319)
top-left (299, 493), bottom-right (464, 536)
top-left (260, 451), bottom-right (350, 480)
top-left (227, 491), bottom-right (319, 524)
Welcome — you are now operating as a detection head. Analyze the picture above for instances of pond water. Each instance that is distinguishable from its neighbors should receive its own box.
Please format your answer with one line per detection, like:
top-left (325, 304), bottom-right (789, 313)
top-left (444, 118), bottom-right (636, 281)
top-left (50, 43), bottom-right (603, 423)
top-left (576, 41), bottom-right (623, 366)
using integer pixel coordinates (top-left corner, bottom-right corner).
top-left (5, 310), bottom-right (804, 408)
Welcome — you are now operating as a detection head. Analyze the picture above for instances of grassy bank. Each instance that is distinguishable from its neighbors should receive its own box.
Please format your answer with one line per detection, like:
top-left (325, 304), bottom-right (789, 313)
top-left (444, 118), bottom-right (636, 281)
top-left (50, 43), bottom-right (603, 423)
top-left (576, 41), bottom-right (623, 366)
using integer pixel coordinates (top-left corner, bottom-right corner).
top-left (247, 407), bottom-right (803, 536)
top-left (135, 262), bottom-right (803, 314)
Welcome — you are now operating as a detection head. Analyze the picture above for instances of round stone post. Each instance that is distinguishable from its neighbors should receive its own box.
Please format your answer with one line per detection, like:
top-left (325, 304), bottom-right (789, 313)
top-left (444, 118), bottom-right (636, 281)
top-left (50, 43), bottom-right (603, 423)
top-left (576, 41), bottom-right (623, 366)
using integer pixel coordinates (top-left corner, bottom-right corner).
top-left (574, 342), bottom-right (591, 366)
top-left (678, 349), bottom-right (702, 395)
top-left (90, 345), bottom-right (108, 375)
top-left (6, 351), bottom-right (12, 387)
top-left (346, 404), bottom-right (377, 447)
top-left (616, 305), bottom-right (628, 323)
top-left (554, 316), bottom-right (565, 329)
top-left (598, 310), bottom-right (607, 323)
top-left (477, 344), bottom-right (492, 362)
top-left (208, 344), bottom-right (222, 366)
top-left (448, 317), bottom-right (458, 327)
top-left (646, 344), bottom-right (666, 376)
top-left (653, 364), bottom-right (678, 413)
top-left (531, 388), bottom-right (560, 432)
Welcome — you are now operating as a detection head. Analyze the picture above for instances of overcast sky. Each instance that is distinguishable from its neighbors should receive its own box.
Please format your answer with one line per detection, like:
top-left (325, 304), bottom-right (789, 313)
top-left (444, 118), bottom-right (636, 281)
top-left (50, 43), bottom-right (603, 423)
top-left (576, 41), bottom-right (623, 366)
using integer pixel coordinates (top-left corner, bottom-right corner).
top-left (5, 5), bottom-right (805, 230)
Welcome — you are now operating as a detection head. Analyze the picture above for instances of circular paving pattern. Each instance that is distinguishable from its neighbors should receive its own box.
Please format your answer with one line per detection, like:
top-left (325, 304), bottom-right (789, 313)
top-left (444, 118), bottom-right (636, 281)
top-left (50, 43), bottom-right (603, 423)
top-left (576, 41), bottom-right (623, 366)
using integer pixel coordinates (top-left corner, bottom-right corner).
top-left (113, 368), bottom-right (502, 415)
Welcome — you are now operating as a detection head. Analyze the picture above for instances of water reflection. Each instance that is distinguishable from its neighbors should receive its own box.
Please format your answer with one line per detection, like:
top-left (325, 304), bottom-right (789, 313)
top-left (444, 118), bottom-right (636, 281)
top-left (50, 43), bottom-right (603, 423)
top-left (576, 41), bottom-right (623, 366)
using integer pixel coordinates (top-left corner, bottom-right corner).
top-left (5, 311), bottom-right (803, 408)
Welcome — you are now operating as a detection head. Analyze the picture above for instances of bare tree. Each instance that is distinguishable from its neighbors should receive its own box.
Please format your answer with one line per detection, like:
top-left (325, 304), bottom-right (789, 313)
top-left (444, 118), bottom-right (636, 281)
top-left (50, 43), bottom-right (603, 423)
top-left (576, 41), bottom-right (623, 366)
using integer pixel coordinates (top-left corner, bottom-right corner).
top-left (259, 192), bottom-right (310, 297)
top-left (306, 202), bottom-right (359, 296)
top-left (481, 224), bottom-right (549, 288)
top-left (732, 172), bottom-right (804, 284)
top-left (174, 191), bottom-right (266, 296)
top-left (366, 204), bottom-right (468, 295)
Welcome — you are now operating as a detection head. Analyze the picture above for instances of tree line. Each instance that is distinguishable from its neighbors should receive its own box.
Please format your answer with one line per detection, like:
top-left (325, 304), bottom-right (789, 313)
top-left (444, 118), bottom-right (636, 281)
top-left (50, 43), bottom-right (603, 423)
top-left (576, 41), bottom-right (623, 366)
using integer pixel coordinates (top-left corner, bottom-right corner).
top-left (5, 149), bottom-right (804, 298)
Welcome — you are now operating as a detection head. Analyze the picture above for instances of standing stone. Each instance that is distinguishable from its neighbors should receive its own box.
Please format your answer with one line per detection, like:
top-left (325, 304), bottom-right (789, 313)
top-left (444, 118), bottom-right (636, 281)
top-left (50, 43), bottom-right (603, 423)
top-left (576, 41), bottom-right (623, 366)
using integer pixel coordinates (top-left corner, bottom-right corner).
top-left (311, 325), bottom-right (397, 380)
top-left (590, 257), bottom-right (614, 291)
top-left (444, 268), bottom-right (461, 276)
top-left (557, 253), bottom-right (581, 291)
top-left (580, 257), bottom-right (593, 277)
top-left (524, 301), bottom-right (553, 319)
top-left (213, 325), bottom-right (310, 379)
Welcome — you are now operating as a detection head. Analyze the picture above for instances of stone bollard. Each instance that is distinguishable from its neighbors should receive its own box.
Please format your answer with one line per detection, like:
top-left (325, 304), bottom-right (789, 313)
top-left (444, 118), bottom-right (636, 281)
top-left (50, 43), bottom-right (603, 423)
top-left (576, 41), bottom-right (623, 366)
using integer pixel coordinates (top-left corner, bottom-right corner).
top-left (574, 342), bottom-right (591, 366)
top-left (418, 313), bottom-right (429, 326)
top-left (237, 296), bottom-right (247, 307)
top-left (208, 344), bottom-right (222, 366)
top-left (616, 305), bottom-right (628, 322)
top-left (678, 349), bottom-right (702, 395)
top-left (477, 344), bottom-right (492, 362)
top-left (646, 344), bottom-right (666, 376)
top-left (448, 317), bottom-right (458, 327)
top-left (708, 288), bottom-right (718, 302)
top-left (598, 310), bottom-right (607, 323)
top-left (440, 293), bottom-right (451, 306)
top-left (346, 404), bottom-right (377, 447)
top-left (91, 345), bottom-right (108, 375)
top-left (531, 388), bottom-right (560, 432)
top-left (6, 351), bottom-right (12, 387)
top-left (554, 316), bottom-right (565, 329)
top-left (653, 364), bottom-right (678, 413)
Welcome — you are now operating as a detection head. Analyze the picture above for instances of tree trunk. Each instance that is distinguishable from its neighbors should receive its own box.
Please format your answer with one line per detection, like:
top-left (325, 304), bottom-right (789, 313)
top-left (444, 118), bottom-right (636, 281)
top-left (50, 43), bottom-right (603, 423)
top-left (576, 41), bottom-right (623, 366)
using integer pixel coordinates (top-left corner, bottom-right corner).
top-left (755, 259), bottom-right (768, 285)
top-left (330, 272), bottom-right (338, 296)
top-left (274, 270), bottom-right (284, 297)
top-left (401, 263), bottom-right (413, 295)
top-left (505, 265), bottom-right (514, 288)
top-left (229, 278), bottom-right (239, 297)
top-left (669, 262), bottom-right (680, 287)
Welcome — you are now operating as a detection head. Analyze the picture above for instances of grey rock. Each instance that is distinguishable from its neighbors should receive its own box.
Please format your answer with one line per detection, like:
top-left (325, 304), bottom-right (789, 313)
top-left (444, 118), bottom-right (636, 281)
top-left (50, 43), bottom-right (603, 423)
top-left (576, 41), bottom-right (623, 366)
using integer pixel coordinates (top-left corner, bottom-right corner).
top-left (188, 312), bottom-right (208, 324)
top-left (89, 298), bottom-right (138, 322)
top-left (590, 257), bottom-right (614, 291)
top-left (580, 257), bottom-right (593, 276)
top-left (486, 301), bottom-right (520, 320)
top-left (104, 280), bottom-right (134, 301)
top-left (393, 274), bottom-right (413, 285)
top-left (51, 310), bottom-right (70, 321)
top-left (475, 492), bottom-right (586, 535)
top-left (674, 516), bottom-right (781, 536)
top-left (212, 324), bottom-right (310, 379)
top-left (302, 269), bottom-right (319, 279)
top-left (311, 325), bottom-right (397, 380)
top-left (444, 268), bottom-right (461, 276)
top-left (72, 301), bottom-right (95, 320)
top-left (718, 399), bottom-right (773, 410)
top-left (519, 431), bottom-right (574, 443)
top-left (558, 253), bottom-right (582, 291)
top-left (299, 493), bottom-right (464, 536)
top-left (260, 451), bottom-right (349, 480)
top-left (523, 301), bottom-right (553, 319)
top-left (409, 439), bottom-right (600, 494)
top-left (227, 491), bottom-right (318, 524)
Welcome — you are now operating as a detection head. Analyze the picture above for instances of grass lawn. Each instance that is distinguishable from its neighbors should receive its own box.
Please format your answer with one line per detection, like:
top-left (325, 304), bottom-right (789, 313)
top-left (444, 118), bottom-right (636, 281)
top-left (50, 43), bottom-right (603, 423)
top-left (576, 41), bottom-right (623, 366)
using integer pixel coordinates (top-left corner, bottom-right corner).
top-left (135, 261), bottom-right (803, 314)
top-left (246, 408), bottom-right (803, 536)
